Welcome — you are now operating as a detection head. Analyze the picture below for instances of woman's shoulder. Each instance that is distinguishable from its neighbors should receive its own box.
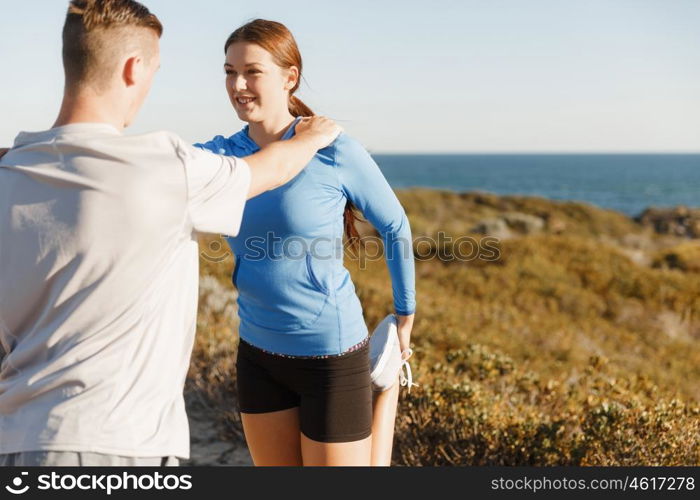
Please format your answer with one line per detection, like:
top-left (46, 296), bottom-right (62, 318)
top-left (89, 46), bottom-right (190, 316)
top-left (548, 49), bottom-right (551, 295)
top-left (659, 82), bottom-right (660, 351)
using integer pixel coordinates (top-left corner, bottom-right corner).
top-left (329, 132), bottom-right (366, 151)
top-left (322, 133), bottom-right (372, 167)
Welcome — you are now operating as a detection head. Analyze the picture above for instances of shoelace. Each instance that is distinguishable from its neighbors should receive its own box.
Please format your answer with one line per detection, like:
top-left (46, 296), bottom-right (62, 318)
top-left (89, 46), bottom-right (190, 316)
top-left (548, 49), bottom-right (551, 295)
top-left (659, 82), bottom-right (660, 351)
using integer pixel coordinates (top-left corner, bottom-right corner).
top-left (399, 349), bottom-right (419, 394)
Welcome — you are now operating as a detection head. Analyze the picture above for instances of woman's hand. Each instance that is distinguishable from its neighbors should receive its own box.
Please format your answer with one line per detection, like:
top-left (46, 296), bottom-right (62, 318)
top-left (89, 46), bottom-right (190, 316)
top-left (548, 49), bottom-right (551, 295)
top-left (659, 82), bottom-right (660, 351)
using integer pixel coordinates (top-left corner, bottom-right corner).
top-left (295, 116), bottom-right (343, 150)
top-left (396, 313), bottom-right (415, 360)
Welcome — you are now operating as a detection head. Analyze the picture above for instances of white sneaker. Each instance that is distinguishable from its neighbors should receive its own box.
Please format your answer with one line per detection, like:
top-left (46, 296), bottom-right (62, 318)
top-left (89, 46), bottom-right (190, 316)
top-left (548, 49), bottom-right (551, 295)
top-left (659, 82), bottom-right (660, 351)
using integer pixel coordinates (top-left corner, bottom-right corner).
top-left (369, 314), bottom-right (418, 393)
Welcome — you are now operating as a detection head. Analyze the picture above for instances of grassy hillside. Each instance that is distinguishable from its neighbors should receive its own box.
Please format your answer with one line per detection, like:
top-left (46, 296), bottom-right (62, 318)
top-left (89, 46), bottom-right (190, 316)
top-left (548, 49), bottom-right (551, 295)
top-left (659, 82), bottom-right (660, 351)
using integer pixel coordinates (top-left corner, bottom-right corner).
top-left (189, 190), bottom-right (700, 465)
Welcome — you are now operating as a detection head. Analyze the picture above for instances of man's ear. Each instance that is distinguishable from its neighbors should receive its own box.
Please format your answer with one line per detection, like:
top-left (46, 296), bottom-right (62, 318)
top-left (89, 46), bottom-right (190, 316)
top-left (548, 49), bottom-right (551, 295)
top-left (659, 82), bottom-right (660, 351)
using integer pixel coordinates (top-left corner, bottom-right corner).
top-left (123, 55), bottom-right (143, 87)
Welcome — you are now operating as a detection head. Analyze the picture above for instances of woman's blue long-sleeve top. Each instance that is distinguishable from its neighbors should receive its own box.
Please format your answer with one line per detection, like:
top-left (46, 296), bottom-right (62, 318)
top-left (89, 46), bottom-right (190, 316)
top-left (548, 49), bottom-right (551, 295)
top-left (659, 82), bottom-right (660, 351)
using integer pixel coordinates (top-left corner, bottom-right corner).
top-left (195, 119), bottom-right (416, 356)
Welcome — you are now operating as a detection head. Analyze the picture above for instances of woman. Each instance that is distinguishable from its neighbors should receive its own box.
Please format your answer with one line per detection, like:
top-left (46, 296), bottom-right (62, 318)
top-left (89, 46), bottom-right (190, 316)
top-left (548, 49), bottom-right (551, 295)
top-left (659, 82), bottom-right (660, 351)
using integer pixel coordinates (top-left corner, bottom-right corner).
top-left (196, 19), bottom-right (416, 466)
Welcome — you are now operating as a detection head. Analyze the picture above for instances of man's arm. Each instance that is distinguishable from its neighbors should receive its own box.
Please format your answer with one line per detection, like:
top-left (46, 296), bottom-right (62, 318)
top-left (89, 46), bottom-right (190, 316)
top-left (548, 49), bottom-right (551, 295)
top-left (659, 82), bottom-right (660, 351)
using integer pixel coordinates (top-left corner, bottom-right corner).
top-left (244, 116), bottom-right (341, 199)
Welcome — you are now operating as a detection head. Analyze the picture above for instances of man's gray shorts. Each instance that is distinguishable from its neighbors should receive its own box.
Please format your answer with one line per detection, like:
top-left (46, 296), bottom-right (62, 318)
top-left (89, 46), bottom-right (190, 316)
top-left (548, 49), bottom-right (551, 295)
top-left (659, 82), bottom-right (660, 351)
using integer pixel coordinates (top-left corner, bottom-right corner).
top-left (0, 451), bottom-right (179, 467)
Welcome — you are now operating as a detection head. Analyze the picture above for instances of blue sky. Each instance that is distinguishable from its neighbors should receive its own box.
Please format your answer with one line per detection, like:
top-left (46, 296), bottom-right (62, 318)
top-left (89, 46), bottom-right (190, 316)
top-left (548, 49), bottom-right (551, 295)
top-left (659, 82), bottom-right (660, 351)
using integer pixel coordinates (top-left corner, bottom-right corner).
top-left (1, 0), bottom-right (699, 152)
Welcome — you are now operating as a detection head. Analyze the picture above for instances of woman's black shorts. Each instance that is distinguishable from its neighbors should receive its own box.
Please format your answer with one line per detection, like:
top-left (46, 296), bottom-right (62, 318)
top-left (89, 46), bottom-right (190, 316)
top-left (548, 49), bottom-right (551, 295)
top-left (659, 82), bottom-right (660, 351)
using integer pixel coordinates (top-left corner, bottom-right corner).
top-left (235, 339), bottom-right (372, 443)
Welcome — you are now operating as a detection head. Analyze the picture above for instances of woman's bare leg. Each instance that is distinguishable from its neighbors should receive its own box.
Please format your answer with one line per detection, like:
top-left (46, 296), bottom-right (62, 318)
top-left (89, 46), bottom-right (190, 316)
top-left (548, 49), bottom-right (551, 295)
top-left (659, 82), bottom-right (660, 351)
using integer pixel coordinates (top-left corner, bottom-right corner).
top-left (370, 375), bottom-right (400, 466)
top-left (300, 433), bottom-right (372, 466)
top-left (240, 408), bottom-right (303, 466)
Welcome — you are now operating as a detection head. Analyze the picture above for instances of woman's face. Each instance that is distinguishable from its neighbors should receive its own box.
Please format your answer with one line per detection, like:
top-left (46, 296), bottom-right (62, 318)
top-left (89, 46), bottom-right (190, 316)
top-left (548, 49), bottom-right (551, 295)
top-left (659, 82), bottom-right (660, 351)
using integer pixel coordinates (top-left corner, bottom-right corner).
top-left (225, 42), bottom-right (298, 123)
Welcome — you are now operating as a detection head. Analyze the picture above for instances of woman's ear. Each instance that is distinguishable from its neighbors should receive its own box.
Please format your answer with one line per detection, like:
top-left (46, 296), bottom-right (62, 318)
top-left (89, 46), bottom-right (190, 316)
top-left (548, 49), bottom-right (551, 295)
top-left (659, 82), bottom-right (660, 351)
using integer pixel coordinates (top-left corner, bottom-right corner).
top-left (285, 66), bottom-right (300, 91)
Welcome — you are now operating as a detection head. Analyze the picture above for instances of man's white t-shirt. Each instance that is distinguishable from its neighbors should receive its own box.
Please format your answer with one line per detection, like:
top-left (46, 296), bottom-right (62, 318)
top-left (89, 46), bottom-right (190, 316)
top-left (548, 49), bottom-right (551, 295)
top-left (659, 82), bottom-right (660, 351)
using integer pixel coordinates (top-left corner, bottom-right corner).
top-left (0, 123), bottom-right (251, 459)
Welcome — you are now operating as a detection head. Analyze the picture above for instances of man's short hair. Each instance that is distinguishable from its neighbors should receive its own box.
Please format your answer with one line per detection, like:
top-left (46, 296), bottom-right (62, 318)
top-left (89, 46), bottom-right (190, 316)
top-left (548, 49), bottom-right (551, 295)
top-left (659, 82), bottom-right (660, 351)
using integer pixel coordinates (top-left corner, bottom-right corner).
top-left (62, 0), bottom-right (163, 91)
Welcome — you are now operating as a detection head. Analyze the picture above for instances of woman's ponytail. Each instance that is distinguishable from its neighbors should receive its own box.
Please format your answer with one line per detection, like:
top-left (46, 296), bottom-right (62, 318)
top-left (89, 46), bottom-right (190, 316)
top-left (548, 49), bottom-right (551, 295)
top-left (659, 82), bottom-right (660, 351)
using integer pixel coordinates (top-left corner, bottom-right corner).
top-left (288, 95), bottom-right (314, 118)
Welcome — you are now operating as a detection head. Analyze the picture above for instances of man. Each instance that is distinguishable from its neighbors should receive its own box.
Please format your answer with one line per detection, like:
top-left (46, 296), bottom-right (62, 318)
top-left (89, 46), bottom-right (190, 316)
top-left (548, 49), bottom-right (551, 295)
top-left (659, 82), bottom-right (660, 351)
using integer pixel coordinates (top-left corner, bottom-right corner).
top-left (0, 0), bottom-right (341, 466)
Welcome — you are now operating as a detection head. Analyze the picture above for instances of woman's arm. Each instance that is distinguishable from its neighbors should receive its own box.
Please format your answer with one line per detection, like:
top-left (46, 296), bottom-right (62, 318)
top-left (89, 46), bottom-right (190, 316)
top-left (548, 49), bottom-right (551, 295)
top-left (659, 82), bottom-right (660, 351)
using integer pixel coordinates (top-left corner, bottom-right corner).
top-left (396, 313), bottom-right (415, 359)
top-left (334, 135), bottom-right (417, 352)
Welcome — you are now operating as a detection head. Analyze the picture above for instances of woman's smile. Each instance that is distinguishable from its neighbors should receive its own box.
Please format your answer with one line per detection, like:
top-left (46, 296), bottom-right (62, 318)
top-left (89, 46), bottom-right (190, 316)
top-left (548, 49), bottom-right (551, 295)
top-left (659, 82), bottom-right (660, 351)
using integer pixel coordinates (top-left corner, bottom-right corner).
top-left (235, 95), bottom-right (257, 109)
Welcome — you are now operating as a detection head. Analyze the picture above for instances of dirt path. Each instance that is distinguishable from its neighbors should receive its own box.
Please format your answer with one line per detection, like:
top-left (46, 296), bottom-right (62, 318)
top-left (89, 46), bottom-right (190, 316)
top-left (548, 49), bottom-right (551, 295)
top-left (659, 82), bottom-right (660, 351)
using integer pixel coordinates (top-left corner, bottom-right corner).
top-left (182, 391), bottom-right (253, 466)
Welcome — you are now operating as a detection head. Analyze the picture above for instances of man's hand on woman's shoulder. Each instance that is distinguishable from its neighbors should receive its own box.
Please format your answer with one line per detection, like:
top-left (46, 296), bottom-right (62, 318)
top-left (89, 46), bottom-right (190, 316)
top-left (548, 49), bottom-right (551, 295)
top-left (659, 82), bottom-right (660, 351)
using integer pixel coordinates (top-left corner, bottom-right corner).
top-left (295, 116), bottom-right (343, 150)
top-left (0, 148), bottom-right (9, 160)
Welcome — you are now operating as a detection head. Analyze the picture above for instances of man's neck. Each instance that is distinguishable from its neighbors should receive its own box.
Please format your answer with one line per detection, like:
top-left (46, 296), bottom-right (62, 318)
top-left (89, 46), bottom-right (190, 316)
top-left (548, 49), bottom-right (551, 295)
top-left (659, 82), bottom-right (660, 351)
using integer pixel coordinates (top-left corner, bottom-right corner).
top-left (248, 111), bottom-right (296, 149)
top-left (53, 89), bottom-right (126, 131)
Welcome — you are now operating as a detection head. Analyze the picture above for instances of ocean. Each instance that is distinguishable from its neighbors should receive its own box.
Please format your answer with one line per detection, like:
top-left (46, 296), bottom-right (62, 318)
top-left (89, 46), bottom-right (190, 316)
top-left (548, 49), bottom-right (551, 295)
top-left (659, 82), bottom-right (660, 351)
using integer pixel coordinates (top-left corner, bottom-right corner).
top-left (373, 154), bottom-right (700, 217)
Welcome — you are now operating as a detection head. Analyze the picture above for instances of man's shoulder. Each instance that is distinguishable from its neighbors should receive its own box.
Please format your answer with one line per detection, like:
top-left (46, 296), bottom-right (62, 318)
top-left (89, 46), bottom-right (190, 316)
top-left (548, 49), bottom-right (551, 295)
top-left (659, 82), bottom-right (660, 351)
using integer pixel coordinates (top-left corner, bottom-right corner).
top-left (100, 130), bottom-right (202, 169)
top-left (12, 128), bottom-right (189, 162)
top-left (112, 130), bottom-right (187, 155)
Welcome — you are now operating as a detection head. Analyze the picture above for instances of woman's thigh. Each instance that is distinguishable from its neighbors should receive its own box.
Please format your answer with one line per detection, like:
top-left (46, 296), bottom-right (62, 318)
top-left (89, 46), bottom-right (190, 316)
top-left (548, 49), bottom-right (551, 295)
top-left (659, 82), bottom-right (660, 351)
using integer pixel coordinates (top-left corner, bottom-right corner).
top-left (301, 433), bottom-right (372, 466)
top-left (295, 344), bottom-right (373, 465)
top-left (236, 342), bottom-right (303, 466)
top-left (240, 408), bottom-right (303, 466)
